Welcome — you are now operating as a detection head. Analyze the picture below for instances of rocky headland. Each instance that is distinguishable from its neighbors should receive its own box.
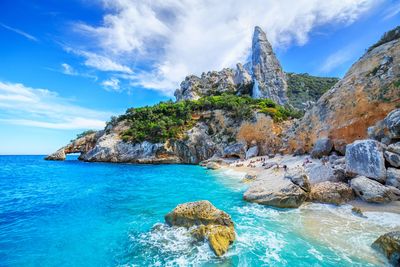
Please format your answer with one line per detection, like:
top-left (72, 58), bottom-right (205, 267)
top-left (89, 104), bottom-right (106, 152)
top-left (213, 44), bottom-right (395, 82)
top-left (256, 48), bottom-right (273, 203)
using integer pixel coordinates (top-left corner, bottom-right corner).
top-left (46, 26), bottom-right (400, 260)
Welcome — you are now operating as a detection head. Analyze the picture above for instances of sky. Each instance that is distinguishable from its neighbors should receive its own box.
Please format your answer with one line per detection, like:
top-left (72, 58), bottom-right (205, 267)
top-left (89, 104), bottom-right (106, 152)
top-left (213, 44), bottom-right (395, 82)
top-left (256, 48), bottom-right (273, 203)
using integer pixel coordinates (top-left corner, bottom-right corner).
top-left (0, 0), bottom-right (399, 155)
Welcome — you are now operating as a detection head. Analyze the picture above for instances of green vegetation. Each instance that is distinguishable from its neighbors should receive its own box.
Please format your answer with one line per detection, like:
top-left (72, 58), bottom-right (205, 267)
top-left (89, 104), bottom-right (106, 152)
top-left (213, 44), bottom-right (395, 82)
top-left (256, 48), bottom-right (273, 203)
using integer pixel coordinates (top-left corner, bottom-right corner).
top-left (286, 73), bottom-right (339, 109)
top-left (368, 26), bottom-right (400, 52)
top-left (116, 94), bottom-right (301, 143)
top-left (76, 130), bottom-right (96, 139)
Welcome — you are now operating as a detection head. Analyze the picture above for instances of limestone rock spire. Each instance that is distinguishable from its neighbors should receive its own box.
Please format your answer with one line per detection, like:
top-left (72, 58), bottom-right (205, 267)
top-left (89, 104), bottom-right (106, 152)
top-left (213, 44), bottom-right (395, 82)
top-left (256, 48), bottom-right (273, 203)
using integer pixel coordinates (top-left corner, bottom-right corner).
top-left (251, 26), bottom-right (288, 105)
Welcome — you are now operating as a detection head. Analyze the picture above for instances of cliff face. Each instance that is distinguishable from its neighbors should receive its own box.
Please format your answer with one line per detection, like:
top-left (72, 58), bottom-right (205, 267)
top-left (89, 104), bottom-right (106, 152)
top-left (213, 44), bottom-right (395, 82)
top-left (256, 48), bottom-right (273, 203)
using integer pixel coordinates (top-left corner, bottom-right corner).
top-left (47, 109), bottom-right (289, 164)
top-left (288, 38), bottom-right (400, 152)
top-left (174, 27), bottom-right (287, 104)
top-left (251, 26), bottom-right (288, 104)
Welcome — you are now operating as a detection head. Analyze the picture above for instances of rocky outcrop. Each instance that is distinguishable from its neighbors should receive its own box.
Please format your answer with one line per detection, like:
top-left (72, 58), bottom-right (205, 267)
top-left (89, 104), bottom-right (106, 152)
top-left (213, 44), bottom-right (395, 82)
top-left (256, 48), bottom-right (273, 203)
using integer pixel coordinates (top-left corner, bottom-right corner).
top-left (251, 26), bottom-right (288, 104)
top-left (174, 69), bottom-right (237, 101)
top-left (350, 176), bottom-right (394, 203)
top-left (345, 140), bottom-right (386, 183)
top-left (309, 181), bottom-right (354, 205)
top-left (290, 38), bottom-right (400, 153)
top-left (174, 26), bottom-right (288, 104)
top-left (243, 176), bottom-right (308, 208)
top-left (223, 143), bottom-right (246, 159)
top-left (372, 231), bottom-right (400, 266)
top-left (45, 148), bottom-right (66, 161)
top-left (165, 201), bottom-right (235, 256)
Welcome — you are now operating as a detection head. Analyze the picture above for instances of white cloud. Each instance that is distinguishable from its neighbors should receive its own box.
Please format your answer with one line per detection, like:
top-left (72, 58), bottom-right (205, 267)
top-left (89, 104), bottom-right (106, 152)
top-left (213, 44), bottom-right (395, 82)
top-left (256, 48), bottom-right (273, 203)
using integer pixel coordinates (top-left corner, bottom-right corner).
top-left (73, 0), bottom-right (380, 95)
top-left (64, 47), bottom-right (133, 74)
top-left (320, 46), bottom-right (355, 73)
top-left (0, 23), bottom-right (39, 42)
top-left (383, 1), bottom-right (400, 20)
top-left (101, 77), bottom-right (121, 91)
top-left (0, 81), bottom-right (111, 130)
top-left (61, 63), bottom-right (77, 75)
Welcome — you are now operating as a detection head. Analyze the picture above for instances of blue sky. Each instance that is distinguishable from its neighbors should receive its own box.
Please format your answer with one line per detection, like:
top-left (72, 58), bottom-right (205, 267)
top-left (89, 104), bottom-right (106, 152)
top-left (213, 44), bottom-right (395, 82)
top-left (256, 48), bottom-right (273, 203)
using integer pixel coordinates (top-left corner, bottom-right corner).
top-left (0, 0), bottom-right (399, 155)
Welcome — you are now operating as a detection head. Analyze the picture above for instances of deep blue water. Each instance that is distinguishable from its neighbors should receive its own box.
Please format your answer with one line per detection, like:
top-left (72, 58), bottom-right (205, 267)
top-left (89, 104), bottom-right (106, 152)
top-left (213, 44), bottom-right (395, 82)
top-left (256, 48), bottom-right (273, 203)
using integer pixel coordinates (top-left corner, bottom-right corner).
top-left (0, 155), bottom-right (399, 266)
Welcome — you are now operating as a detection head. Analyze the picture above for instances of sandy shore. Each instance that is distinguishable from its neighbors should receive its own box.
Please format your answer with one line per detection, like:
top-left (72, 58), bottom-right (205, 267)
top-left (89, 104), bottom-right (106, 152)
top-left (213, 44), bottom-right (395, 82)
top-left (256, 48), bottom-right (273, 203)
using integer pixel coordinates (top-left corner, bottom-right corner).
top-left (217, 154), bottom-right (400, 214)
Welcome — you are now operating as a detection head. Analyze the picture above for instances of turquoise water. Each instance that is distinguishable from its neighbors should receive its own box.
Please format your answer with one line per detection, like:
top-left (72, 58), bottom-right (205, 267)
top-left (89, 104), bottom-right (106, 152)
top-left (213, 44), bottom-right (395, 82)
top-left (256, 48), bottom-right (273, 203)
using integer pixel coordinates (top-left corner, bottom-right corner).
top-left (0, 155), bottom-right (399, 266)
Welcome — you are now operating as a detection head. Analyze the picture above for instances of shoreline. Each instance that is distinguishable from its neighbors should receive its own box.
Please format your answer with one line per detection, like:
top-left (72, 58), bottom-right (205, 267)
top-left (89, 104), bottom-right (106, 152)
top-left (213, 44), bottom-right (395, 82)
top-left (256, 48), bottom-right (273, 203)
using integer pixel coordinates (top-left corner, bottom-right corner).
top-left (212, 154), bottom-right (400, 215)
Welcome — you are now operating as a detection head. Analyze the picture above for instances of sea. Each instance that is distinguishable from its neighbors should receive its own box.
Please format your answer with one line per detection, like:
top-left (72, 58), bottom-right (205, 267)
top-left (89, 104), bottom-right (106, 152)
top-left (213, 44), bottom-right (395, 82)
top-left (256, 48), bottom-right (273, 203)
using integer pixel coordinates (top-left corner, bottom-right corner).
top-left (0, 155), bottom-right (399, 266)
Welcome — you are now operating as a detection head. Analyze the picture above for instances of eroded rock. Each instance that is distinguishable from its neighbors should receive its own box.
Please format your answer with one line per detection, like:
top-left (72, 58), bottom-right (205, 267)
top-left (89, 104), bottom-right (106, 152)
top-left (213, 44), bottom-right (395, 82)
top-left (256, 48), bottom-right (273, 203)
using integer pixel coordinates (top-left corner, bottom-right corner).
top-left (372, 231), bottom-right (400, 266)
top-left (309, 181), bottom-right (354, 205)
top-left (345, 140), bottom-right (386, 183)
top-left (165, 200), bottom-right (235, 256)
top-left (243, 178), bottom-right (307, 208)
top-left (350, 176), bottom-right (393, 203)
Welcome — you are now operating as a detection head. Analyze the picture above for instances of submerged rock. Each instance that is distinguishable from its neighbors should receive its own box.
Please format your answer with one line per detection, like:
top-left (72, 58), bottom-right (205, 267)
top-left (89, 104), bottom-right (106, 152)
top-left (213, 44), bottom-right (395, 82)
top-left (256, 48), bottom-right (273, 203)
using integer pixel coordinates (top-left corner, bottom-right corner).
top-left (165, 200), bottom-right (235, 256)
top-left (345, 140), bottom-right (386, 183)
top-left (309, 181), bottom-right (354, 205)
top-left (372, 231), bottom-right (400, 266)
top-left (310, 138), bottom-right (333, 159)
top-left (206, 162), bottom-right (221, 170)
top-left (350, 176), bottom-right (393, 203)
top-left (243, 177), bottom-right (307, 208)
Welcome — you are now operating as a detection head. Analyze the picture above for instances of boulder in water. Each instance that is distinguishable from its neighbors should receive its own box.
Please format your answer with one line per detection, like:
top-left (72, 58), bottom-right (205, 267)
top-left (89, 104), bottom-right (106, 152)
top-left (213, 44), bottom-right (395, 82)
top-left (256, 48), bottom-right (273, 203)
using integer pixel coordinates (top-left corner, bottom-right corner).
top-left (372, 231), bottom-right (400, 266)
top-left (165, 200), bottom-right (235, 256)
top-left (243, 177), bottom-right (307, 208)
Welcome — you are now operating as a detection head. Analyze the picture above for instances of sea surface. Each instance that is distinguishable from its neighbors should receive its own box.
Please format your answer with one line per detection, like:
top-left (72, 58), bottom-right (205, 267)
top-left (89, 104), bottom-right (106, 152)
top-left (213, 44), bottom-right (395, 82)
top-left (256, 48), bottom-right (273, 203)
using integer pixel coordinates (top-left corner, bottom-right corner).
top-left (0, 155), bottom-right (399, 266)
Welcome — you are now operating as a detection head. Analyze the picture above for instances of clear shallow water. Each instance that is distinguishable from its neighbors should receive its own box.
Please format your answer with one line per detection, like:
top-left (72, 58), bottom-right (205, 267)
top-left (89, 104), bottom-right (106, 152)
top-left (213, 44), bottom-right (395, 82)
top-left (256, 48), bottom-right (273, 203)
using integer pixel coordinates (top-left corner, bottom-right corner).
top-left (0, 155), bottom-right (399, 266)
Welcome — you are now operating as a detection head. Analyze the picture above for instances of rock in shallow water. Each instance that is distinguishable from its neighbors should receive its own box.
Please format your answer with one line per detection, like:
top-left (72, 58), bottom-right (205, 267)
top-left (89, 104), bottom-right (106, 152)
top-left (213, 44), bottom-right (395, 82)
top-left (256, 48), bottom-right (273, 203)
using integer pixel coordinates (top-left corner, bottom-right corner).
top-left (372, 231), bottom-right (400, 266)
top-left (350, 176), bottom-right (394, 203)
top-left (309, 181), bottom-right (354, 205)
top-left (164, 200), bottom-right (235, 256)
top-left (345, 140), bottom-right (386, 183)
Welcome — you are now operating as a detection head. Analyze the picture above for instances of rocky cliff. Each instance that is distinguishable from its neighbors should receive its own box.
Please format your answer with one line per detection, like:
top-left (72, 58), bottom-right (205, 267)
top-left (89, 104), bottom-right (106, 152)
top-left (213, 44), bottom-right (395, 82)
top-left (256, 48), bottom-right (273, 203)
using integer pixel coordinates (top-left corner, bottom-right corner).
top-left (174, 26), bottom-right (288, 104)
top-left (288, 37), bottom-right (400, 153)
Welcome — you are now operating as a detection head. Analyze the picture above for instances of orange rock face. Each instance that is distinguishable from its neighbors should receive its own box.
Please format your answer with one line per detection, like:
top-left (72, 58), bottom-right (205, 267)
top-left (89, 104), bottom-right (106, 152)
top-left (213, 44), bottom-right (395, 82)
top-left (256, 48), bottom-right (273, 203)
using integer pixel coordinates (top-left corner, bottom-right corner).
top-left (288, 39), bottom-right (400, 153)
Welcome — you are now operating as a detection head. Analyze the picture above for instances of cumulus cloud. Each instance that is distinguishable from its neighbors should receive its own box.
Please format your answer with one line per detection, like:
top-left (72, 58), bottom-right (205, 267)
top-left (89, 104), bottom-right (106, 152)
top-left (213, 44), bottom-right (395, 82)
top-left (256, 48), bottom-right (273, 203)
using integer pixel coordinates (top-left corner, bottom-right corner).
top-left (101, 77), bottom-right (121, 91)
top-left (74, 0), bottom-right (380, 95)
top-left (0, 81), bottom-right (111, 130)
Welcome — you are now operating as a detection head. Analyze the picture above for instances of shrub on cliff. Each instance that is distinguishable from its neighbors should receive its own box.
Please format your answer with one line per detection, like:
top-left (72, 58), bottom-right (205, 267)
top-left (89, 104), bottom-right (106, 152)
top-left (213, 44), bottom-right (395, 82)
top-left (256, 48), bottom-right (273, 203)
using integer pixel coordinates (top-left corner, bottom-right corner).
top-left (118, 94), bottom-right (301, 143)
top-left (368, 26), bottom-right (400, 52)
top-left (286, 73), bottom-right (339, 110)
